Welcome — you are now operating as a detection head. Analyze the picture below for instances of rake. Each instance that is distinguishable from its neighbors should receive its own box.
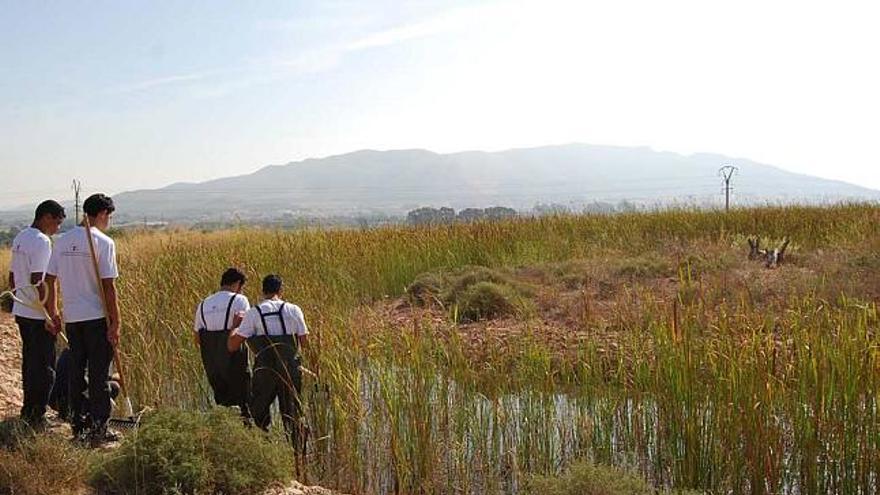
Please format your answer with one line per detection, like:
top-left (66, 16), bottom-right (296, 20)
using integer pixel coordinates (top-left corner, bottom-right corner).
top-left (83, 216), bottom-right (140, 429)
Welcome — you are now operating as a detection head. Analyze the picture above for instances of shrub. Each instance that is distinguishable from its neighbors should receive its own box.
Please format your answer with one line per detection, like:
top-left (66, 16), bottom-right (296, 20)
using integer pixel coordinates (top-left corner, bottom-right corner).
top-left (91, 408), bottom-right (294, 495)
top-left (443, 265), bottom-right (510, 303)
top-left (406, 272), bottom-right (446, 306)
top-left (407, 266), bottom-right (536, 321)
top-left (525, 460), bottom-right (704, 495)
top-left (455, 281), bottom-right (529, 322)
top-left (615, 255), bottom-right (672, 280)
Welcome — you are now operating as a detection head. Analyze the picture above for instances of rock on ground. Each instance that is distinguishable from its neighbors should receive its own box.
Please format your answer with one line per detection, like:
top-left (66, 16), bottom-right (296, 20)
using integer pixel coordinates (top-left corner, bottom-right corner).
top-left (264, 480), bottom-right (346, 495)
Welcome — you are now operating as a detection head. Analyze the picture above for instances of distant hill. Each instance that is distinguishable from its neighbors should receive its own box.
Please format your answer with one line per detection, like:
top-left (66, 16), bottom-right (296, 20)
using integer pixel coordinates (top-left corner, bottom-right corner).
top-left (59, 144), bottom-right (880, 222)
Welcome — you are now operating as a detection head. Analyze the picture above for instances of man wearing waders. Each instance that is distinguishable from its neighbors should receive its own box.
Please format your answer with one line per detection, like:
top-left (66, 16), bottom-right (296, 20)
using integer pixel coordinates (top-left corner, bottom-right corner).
top-left (7, 200), bottom-right (65, 429)
top-left (227, 274), bottom-right (308, 450)
top-left (194, 268), bottom-right (250, 417)
top-left (45, 193), bottom-right (120, 446)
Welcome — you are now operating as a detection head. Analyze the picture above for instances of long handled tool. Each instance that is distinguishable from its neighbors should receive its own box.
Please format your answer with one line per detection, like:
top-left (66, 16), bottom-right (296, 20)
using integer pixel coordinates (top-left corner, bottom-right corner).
top-left (1, 281), bottom-right (67, 344)
top-left (82, 216), bottom-right (138, 428)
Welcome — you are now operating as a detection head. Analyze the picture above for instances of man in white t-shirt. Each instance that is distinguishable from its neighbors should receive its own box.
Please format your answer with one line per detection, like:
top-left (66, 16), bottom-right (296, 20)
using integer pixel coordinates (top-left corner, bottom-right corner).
top-left (45, 193), bottom-right (120, 445)
top-left (6, 200), bottom-right (65, 428)
top-left (228, 274), bottom-right (308, 449)
top-left (194, 267), bottom-right (251, 416)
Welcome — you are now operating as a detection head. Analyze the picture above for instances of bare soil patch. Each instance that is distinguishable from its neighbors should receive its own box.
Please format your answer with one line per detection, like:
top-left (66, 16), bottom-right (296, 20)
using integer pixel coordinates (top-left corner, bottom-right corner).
top-left (0, 313), bottom-right (23, 418)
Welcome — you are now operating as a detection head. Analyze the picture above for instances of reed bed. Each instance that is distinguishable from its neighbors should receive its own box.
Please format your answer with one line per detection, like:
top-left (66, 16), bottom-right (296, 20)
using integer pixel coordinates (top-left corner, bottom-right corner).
top-left (0, 249), bottom-right (10, 285)
top-left (87, 204), bottom-right (880, 493)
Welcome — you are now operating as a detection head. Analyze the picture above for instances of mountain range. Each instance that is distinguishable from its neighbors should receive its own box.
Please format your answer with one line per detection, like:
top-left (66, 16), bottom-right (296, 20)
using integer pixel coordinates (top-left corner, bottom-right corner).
top-left (6, 144), bottom-right (880, 224)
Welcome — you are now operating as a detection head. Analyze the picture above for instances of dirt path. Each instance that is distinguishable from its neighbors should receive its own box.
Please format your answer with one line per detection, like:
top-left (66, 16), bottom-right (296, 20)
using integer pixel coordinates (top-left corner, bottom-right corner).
top-left (0, 313), bottom-right (23, 419)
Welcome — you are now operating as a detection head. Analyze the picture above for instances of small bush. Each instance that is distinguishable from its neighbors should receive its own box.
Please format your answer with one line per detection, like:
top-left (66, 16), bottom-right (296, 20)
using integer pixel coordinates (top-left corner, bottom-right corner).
top-left (0, 424), bottom-right (92, 495)
top-left (406, 272), bottom-right (446, 306)
top-left (91, 408), bottom-right (294, 495)
top-left (525, 460), bottom-right (704, 495)
top-left (443, 266), bottom-right (510, 302)
top-left (0, 419), bottom-right (31, 450)
top-left (455, 281), bottom-right (530, 322)
top-left (615, 256), bottom-right (672, 280)
top-left (526, 461), bottom-right (653, 495)
top-left (407, 266), bottom-right (536, 321)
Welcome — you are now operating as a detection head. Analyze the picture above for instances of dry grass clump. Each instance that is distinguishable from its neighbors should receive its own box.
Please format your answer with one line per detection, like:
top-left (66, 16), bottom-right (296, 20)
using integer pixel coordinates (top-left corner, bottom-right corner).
top-left (406, 266), bottom-right (535, 322)
top-left (0, 419), bottom-right (93, 495)
top-left (91, 408), bottom-right (294, 495)
top-left (526, 460), bottom-right (703, 495)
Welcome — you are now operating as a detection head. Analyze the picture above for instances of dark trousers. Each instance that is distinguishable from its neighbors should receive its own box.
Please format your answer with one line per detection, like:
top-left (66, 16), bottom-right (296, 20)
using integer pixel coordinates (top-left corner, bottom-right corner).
top-left (199, 330), bottom-right (251, 417)
top-left (16, 316), bottom-right (57, 423)
top-left (249, 338), bottom-right (303, 449)
top-left (66, 318), bottom-right (113, 431)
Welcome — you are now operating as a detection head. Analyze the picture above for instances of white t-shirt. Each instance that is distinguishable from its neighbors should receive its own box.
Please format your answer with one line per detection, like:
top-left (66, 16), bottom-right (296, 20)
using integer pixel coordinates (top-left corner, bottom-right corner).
top-left (9, 227), bottom-right (52, 320)
top-left (234, 299), bottom-right (308, 338)
top-left (46, 226), bottom-right (119, 323)
top-left (193, 291), bottom-right (250, 332)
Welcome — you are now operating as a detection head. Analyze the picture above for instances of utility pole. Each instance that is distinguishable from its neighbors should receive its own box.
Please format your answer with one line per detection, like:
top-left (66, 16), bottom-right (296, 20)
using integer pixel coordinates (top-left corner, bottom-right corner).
top-left (71, 179), bottom-right (82, 222)
top-left (719, 165), bottom-right (737, 212)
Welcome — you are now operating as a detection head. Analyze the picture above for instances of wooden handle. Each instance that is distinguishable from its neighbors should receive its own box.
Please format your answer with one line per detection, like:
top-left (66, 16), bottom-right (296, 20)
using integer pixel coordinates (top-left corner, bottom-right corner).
top-left (83, 216), bottom-right (130, 398)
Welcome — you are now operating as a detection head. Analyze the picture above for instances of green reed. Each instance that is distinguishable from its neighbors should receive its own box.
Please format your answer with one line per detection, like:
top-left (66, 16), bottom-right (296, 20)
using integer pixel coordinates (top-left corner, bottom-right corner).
top-left (108, 204), bottom-right (880, 493)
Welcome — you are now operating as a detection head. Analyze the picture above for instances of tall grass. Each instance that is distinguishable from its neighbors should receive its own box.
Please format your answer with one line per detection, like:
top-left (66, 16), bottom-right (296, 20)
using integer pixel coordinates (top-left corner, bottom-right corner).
top-left (101, 205), bottom-right (880, 493)
top-left (0, 248), bottom-right (9, 288)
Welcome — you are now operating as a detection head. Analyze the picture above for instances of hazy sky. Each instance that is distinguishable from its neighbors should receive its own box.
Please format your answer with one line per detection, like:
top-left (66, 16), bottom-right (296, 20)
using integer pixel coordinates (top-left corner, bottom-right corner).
top-left (2, 0), bottom-right (878, 208)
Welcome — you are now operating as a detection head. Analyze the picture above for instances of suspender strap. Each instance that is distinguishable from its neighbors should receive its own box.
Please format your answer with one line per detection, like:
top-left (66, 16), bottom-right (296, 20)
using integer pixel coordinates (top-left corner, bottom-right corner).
top-left (254, 302), bottom-right (288, 336)
top-left (199, 301), bottom-right (208, 330)
top-left (222, 294), bottom-right (238, 332)
top-left (255, 306), bottom-right (269, 336)
top-left (277, 303), bottom-right (288, 336)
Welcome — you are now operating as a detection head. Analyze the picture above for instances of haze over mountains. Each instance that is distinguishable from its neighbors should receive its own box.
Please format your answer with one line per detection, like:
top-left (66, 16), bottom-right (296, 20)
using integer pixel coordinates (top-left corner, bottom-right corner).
top-left (6, 144), bottom-right (880, 224)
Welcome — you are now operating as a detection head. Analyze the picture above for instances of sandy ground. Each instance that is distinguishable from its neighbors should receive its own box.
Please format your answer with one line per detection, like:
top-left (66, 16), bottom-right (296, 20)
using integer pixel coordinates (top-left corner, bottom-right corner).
top-left (0, 312), bottom-right (24, 419)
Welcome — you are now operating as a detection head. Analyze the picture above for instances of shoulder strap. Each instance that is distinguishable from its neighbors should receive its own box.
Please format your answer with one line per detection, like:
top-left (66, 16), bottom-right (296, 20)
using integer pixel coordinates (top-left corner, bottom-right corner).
top-left (255, 305), bottom-right (269, 336)
top-left (222, 294), bottom-right (238, 332)
top-left (199, 301), bottom-right (208, 330)
top-left (277, 302), bottom-right (288, 335)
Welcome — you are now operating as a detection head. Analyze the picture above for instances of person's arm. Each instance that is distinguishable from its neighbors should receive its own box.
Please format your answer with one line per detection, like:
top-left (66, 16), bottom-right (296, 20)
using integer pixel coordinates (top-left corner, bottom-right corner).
top-left (228, 309), bottom-right (252, 352)
top-left (103, 278), bottom-right (120, 347)
top-left (231, 313), bottom-right (244, 329)
top-left (99, 238), bottom-right (120, 346)
top-left (44, 274), bottom-right (62, 333)
top-left (30, 272), bottom-right (45, 304)
top-left (193, 302), bottom-right (203, 347)
top-left (31, 238), bottom-right (50, 307)
top-left (228, 333), bottom-right (247, 353)
top-left (291, 305), bottom-right (309, 355)
top-left (231, 296), bottom-right (249, 330)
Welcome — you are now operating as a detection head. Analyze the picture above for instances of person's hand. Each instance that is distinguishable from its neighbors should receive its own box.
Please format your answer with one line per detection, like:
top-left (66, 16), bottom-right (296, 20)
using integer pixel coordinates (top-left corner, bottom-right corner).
top-left (45, 314), bottom-right (62, 336)
top-left (107, 319), bottom-right (120, 347)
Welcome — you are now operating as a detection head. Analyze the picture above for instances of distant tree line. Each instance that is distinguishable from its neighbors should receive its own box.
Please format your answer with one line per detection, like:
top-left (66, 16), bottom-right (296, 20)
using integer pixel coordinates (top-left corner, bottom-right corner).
top-left (0, 226), bottom-right (21, 247)
top-left (532, 200), bottom-right (642, 215)
top-left (406, 206), bottom-right (518, 225)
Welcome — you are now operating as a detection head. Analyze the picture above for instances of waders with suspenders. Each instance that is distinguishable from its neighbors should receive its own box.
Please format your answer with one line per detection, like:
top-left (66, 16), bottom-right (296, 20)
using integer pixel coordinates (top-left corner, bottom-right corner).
top-left (248, 302), bottom-right (305, 453)
top-left (198, 294), bottom-right (250, 417)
